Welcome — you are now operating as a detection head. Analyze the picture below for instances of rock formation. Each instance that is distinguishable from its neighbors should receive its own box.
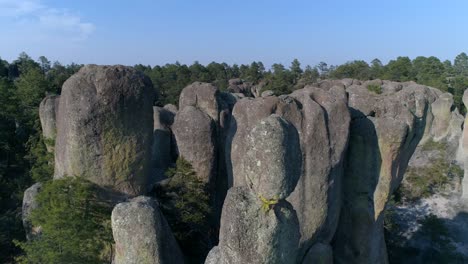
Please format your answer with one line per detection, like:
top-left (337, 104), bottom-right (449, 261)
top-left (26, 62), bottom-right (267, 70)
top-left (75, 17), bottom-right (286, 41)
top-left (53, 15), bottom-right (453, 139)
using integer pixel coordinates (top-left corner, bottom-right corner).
top-left (460, 90), bottom-right (468, 200)
top-left (152, 106), bottom-right (176, 183)
top-left (172, 82), bottom-right (237, 219)
top-left (227, 78), bottom-right (253, 97)
top-left (111, 196), bottom-right (184, 264)
top-left (54, 65), bottom-right (154, 196)
top-left (333, 81), bottom-right (438, 264)
top-left (206, 115), bottom-right (301, 264)
top-left (39, 95), bottom-right (60, 152)
top-left (22, 183), bottom-right (42, 240)
top-left (226, 86), bottom-right (350, 262)
top-left (34, 66), bottom-right (468, 264)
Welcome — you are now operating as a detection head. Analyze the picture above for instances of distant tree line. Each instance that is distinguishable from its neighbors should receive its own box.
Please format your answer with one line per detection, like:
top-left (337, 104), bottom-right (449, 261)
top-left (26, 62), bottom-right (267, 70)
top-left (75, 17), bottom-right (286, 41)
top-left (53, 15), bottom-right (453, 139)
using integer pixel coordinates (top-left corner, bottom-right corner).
top-left (2, 51), bottom-right (468, 262)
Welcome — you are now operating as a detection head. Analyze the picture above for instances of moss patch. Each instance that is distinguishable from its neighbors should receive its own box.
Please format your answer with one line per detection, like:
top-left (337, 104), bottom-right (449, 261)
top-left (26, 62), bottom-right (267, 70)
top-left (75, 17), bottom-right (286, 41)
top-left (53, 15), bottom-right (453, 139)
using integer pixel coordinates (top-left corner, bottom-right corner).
top-left (367, 84), bottom-right (382, 94)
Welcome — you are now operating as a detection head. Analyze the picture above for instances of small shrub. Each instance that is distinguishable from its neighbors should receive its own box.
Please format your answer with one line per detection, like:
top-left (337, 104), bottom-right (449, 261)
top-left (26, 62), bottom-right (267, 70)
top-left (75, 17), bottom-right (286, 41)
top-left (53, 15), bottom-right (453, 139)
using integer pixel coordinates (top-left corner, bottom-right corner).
top-left (367, 84), bottom-right (382, 94)
top-left (26, 135), bottom-right (54, 183)
top-left (15, 178), bottom-right (113, 264)
top-left (153, 157), bottom-right (212, 263)
top-left (400, 157), bottom-right (453, 201)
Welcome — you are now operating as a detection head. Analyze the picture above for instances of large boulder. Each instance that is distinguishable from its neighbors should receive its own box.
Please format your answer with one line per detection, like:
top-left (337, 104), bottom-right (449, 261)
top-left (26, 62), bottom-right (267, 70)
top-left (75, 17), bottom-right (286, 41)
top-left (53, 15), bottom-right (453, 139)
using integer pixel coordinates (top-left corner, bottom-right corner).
top-left (39, 95), bottom-right (60, 152)
top-left (226, 87), bottom-right (350, 261)
top-left (173, 83), bottom-right (237, 223)
top-left (333, 83), bottom-right (434, 264)
top-left (240, 115), bottom-right (301, 200)
top-left (178, 82), bottom-right (220, 122)
top-left (111, 196), bottom-right (184, 264)
top-left (22, 183), bottom-right (42, 240)
top-left (54, 65), bottom-right (154, 196)
top-left (172, 106), bottom-right (216, 183)
top-left (207, 115), bottom-right (301, 264)
top-left (227, 78), bottom-right (253, 97)
top-left (205, 187), bottom-right (300, 264)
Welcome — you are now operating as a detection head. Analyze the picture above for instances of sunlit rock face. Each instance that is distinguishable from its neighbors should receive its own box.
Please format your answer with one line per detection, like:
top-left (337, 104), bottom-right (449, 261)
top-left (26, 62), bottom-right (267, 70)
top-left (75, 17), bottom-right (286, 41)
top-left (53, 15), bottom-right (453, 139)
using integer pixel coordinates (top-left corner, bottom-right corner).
top-left (54, 65), bottom-right (154, 196)
top-left (460, 90), bottom-right (468, 200)
top-left (111, 196), bottom-right (184, 264)
top-left (206, 115), bottom-right (301, 264)
top-left (226, 86), bottom-right (350, 262)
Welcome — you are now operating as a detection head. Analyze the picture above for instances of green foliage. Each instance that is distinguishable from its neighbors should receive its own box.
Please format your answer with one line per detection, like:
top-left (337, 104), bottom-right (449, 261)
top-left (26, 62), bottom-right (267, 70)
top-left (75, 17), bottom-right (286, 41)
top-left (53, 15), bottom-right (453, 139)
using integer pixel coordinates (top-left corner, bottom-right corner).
top-left (399, 140), bottom-right (463, 202)
top-left (421, 138), bottom-right (446, 152)
top-left (154, 157), bottom-right (212, 263)
top-left (367, 84), bottom-right (382, 94)
top-left (27, 135), bottom-right (54, 183)
top-left (400, 158), bottom-right (460, 201)
top-left (15, 178), bottom-right (113, 264)
top-left (330, 60), bottom-right (371, 80)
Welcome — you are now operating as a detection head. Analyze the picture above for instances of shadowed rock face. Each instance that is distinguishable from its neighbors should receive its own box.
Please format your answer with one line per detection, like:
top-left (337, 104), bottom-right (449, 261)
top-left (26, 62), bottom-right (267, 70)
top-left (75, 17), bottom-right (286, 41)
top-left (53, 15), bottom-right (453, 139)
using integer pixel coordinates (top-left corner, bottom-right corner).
top-left (152, 106), bottom-right (176, 183)
top-left (54, 65), bottom-right (154, 196)
top-left (334, 82), bottom-right (436, 264)
top-left (207, 115), bottom-right (301, 264)
top-left (173, 105), bottom-right (216, 183)
top-left (22, 183), bottom-right (43, 240)
top-left (111, 196), bottom-right (184, 264)
top-left (226, 87), bottom-right (350, 262)
top-left (172, 82), bottom-right (237, 223)
top-left (39, 95), bottom-right (60, 152)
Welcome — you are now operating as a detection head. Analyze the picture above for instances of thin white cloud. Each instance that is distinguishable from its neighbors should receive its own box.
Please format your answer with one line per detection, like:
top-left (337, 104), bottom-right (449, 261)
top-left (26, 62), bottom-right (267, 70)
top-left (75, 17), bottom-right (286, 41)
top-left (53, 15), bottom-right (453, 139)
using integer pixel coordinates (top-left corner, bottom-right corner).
top-left (0, 0), bottom-right (95, 40)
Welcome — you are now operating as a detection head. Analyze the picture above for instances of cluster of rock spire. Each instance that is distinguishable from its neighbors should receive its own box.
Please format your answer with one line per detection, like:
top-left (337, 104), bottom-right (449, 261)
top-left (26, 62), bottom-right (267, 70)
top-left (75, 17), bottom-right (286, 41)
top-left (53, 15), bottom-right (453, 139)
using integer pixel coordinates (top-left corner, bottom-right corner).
top-left (23, 65), bottom-right (468, 263)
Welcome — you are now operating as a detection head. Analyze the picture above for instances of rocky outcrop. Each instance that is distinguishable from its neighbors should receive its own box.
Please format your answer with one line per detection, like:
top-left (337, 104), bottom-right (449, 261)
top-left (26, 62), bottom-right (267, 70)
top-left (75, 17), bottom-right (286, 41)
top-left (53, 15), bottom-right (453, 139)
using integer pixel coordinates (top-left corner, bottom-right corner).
top-left (152, 106), bottom-right (176, 182)
top-left (111, 196), bottom-right (184, 264)
top-left (172, 82), bottom-right (237, 221)
top-left (227, 79), bottom-right (253, 97)
top-left (173, 106), bottom-right (216, 183)
top-left (22, 183), bottom-right (42, 240)
top-left (39, 95), bottom-right (60, 152)
top-left (54, 65), bottom-right (154, 196)
top-left (207, 115), bottom-right (301, 264)
top-left (460, 90), bottom-right (468, 200)
top-left (226, 86), bottom-right (350, 261)
top-left (333, 82), bottom-right (436, 264)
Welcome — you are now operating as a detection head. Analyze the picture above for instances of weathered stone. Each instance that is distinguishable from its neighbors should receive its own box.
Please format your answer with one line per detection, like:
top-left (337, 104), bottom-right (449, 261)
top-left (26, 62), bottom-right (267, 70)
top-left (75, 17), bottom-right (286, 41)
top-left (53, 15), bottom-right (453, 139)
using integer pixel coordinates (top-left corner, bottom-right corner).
top-left (179, 82), bottom-right (220, 122)
top-left (460, 89), bottom-right (468, 200)
top-left (112, 196), bottom-right (184, 264)
top-left (22, 183), bottom-right (42, 240)
top-left (163, 104), bottom-right (178, 114)
top-left (39, 95), bottom-right (60, 152)
top-left (54, 65), bottom-right (154, 196)
top-left (334, 84), bottom-right (433, 264)
top-left (227, 78), bottom-right (253, 97)
top-left (302, 243), bottom-right (333, 264)
top-left (431, 93), bottom-right (454, 141)
top-left (261, 90), bottom-right (274, 97)
top-left (226, 87), bottom-right (350, 261)
top-left (240, 115), bottom-right (301, 199)
top-left (152, 106), bottom-right (176, 183)
top-left (173, 106), bottom-right (216, 183)
top-left (206, 187), bottom-right (300, 264)
top-left (288, 87), bottom-right (350, 260)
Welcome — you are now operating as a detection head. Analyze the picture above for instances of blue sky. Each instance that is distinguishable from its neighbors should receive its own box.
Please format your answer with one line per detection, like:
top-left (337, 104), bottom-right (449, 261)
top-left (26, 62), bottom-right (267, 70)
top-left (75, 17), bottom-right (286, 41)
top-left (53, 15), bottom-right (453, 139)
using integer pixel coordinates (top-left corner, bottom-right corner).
top-left (1, 0), bottom-right (467, 67)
